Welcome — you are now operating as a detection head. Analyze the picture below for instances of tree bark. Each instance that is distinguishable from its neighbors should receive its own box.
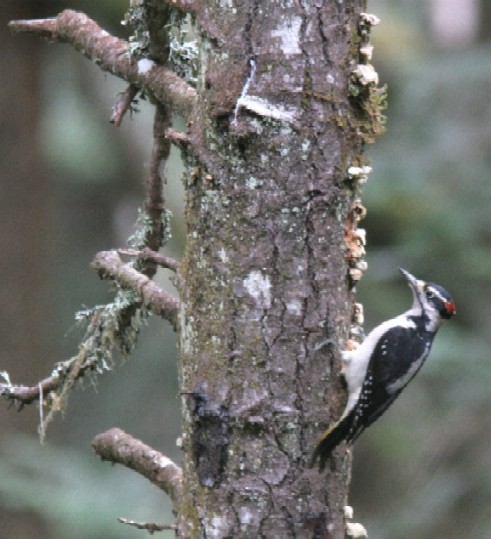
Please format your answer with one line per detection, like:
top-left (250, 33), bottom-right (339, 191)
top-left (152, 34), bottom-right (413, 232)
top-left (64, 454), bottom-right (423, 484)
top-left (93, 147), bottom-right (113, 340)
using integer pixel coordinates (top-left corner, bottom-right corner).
top-left (177, 2), bottom-right (374, 537)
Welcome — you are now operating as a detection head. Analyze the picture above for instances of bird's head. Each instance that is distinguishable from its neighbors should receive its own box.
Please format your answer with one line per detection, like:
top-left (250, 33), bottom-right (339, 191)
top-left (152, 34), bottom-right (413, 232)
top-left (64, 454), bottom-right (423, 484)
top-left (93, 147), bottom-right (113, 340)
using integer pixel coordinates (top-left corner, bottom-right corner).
top-left (400, 268), bottom-right (456, 329)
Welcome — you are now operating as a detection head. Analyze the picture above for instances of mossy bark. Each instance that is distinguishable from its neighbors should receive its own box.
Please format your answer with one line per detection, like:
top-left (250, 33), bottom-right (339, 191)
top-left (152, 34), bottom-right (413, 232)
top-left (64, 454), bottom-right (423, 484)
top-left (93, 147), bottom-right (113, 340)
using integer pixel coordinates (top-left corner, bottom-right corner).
top-left (177, 2), bottom-right (373, 537)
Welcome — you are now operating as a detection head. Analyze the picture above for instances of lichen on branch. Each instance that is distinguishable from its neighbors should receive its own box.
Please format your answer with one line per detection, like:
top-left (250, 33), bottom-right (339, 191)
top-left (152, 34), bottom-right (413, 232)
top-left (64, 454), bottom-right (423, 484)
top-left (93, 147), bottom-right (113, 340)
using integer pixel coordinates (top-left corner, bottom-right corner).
top-left (8, 10), bottom-right (196, 115)
top-left (92, 250), bottom-right (180, 328)
top-left (0, 290), bottom-right (148, 438)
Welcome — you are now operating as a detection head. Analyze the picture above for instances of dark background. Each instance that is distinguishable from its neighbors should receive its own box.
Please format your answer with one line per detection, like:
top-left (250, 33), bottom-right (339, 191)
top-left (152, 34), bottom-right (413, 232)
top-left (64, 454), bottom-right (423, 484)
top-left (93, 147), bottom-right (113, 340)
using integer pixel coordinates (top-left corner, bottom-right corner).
top-left (1, 1), bottom-right (490, 538)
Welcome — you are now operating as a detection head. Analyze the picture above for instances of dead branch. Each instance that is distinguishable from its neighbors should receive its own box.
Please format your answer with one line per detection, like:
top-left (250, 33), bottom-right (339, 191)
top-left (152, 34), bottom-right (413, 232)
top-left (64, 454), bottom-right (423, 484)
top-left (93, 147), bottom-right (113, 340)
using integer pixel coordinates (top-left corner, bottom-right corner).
top-left (110, 84), bottom-right (139, 126)
top-left (140, 103), bottom-right (172, 278)
top-left (0, 307), bottom-right (106, 410)
top-left (117, 517), bottom-right (176, 533)
top-left (2, 10), bottom-right (180, 426)
top-left (164, 127), bottom-right (191, 149)
top-left (118, 248), bottom-right (180, 272)
top-left (0, 338), bottom-right (97, 410)
top-left (93, 428), bottom-right (183, 507)
top-left (0, 376), bottom-right (60, 408)
top-left (0, 302), bottom-right (132, 416)
top-left (0, 288), bottom-right (153, 418)
top-left (8, 10), bottom-right (196, 116)
top-left (92, 250), bottom-right (179, 328)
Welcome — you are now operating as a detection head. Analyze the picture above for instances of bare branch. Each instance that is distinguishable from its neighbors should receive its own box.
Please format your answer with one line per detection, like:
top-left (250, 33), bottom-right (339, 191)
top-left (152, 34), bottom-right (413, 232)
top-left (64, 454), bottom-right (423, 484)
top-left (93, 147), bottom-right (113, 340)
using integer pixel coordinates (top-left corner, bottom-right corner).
top-left (0, 289), bottom-right (153, 420)
top-left (141, 103), bottom-right (172, 274)
top-left (0, 348), bottom-right (122, 414)
top-left (110, 84), bottom-right (139, 126)
top-left (93, 428), bottom-right (183, 507)
top-left (118, 248), bottom-right (180, 272)
top-left (117, 517), bottom-right (176, 533)
top-left (164, 127), bottom-right (191, 149)
top-left (8, 10), bottom-right (196, 116)
top-left (1, 376), bottom-right (60, 408)
top-left (2, 9), bottom-right (183, 436)
top-left (92, 250), bottom-right (179, 328)
top-left (0, 307), bottom-right (109, 411)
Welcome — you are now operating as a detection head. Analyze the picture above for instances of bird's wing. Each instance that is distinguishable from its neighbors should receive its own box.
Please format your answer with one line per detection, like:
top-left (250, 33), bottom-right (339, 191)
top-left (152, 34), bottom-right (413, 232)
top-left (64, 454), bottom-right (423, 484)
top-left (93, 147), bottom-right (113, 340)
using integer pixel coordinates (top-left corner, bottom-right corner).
top-left (345, 324), bottom-right (432, 443)
top-left (310, 324), bottom-right (433, 470)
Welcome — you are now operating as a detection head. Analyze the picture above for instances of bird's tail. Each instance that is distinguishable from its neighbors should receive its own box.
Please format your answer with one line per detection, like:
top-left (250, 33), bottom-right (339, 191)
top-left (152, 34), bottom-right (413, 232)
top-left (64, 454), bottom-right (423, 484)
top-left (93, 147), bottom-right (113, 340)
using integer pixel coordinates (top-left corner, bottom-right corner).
top-left (310, 409), bottom-right (359, 471)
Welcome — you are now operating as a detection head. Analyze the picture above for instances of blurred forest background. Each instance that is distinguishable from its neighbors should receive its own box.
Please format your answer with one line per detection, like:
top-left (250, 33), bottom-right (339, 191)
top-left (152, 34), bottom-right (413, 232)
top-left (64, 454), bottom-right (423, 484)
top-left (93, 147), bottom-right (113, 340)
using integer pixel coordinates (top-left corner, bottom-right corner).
top-left (0, 1), bottom-right (490, 538)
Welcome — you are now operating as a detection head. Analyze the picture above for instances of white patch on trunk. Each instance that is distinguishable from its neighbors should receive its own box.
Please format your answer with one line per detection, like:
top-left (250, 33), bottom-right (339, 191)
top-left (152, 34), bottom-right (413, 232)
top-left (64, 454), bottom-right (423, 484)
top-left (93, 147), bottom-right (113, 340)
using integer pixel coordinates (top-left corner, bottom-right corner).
top-left (243, 271), bottom-right (272, 309)
top-left (233, 58), bottom-right (298, 124)
top-left (203, 516), bottom-right (225, 539)
top-left (235, 96), bottom-right (298, 123)
top-left (286, 299), bottom-right (302, 316)
top-left (271, 16), bottom-right (302, 57)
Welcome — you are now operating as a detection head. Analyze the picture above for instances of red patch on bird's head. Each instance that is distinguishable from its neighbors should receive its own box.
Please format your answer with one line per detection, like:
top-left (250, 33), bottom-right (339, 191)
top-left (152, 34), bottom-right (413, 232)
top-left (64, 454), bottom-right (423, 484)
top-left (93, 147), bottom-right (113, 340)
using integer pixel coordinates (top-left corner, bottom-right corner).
top-left (443, 300), bottom-right (456, 318)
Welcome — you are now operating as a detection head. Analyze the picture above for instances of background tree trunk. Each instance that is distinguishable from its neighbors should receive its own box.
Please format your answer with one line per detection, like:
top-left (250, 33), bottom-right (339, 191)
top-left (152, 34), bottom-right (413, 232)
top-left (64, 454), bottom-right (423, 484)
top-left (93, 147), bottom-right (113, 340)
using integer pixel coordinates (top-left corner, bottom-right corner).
top-left (0, 1), bottom-right (54, 393)
top-left (177, 2), bottom-right (372, 536)
top-left (0, 2), bottom-right (54, 536)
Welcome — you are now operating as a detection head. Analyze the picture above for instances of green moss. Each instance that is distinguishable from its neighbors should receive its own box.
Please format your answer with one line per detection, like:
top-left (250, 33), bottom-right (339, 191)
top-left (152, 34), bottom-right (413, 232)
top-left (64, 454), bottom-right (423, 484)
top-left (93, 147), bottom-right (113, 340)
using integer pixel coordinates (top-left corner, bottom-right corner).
top-left (349, 82), bottom-right (387, 144)
top-left (302, 71), bottom-right (313, 109)
top-left (349, 24), bottom-right (363, 60)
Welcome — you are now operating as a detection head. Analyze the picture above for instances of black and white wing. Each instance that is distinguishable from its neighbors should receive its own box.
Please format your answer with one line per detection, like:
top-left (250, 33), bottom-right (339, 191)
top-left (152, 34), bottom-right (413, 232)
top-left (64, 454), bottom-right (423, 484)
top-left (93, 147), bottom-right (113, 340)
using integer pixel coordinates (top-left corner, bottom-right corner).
top-left (344, 323), bottom-right (433, 444)
top-left (311, 323), bottom-right (433, 470)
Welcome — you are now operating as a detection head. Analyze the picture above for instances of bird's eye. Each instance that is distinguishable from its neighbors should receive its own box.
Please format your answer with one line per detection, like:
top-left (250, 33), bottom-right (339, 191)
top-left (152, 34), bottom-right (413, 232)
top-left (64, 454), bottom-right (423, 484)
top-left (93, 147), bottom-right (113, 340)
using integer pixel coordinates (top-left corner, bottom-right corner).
top-left (425, 289), bottom-right (434, 299)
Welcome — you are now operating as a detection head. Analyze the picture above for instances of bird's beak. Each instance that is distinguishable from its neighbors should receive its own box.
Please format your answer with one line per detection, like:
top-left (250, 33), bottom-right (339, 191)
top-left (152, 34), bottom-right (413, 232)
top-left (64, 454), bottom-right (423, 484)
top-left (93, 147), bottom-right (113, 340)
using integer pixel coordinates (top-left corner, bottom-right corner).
top-left (399, 268), bottom-right (424, 295)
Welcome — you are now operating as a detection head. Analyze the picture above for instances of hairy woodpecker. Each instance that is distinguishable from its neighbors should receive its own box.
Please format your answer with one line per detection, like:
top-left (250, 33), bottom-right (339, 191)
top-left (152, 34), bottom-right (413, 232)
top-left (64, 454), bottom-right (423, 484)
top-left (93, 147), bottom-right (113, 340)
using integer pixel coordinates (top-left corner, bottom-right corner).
top-left (311, 268), bottom-right (455, 471)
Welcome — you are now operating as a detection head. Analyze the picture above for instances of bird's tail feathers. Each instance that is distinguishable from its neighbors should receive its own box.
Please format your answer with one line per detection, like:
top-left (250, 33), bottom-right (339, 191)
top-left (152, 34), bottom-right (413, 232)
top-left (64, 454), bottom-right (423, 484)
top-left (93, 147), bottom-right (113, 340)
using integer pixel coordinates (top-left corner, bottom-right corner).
top-left (310, 409), bottom-right (359, 471)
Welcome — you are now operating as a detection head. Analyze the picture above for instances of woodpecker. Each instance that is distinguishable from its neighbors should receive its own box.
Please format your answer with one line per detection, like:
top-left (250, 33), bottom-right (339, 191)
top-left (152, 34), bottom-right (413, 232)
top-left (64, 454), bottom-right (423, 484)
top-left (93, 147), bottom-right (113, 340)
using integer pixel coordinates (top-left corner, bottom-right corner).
top-left (311, 268), bottom-right (455, 471)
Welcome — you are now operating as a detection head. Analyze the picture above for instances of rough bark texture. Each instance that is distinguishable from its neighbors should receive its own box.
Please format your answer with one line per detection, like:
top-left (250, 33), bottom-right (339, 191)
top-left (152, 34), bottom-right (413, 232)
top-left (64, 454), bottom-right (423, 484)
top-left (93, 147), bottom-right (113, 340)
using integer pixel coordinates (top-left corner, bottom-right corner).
top-left (177, 2), bottom-right (370, 537)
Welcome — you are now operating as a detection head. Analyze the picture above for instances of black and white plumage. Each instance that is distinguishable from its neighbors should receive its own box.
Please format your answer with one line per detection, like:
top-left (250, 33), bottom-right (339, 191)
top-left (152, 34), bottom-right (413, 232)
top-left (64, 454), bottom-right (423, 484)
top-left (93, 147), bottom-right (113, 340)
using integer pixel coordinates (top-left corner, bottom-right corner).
top-left (311, 268), bottom-right (455, 471)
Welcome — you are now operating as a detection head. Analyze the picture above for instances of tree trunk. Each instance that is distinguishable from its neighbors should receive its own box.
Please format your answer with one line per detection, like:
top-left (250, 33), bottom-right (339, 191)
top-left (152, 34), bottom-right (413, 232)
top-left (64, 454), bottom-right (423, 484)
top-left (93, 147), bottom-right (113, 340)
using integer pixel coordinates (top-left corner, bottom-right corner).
top-left (0, 1), bottom-right (54, 388)
top-left (178, 2), bottom-right (376, 536)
